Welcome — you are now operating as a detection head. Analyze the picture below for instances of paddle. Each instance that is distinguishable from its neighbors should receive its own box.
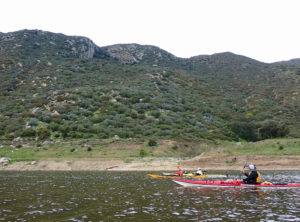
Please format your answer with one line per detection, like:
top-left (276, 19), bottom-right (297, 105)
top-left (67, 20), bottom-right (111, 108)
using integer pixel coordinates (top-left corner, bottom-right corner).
top-left (243, 157), bottom-right (249, 169)
top-left (239, 157), bottom-right (249, 179)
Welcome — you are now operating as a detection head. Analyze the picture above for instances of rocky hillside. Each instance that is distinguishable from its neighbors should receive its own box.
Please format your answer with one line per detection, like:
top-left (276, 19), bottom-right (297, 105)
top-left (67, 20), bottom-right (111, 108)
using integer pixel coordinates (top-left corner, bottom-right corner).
top-left (0, 29), bottom-right (299, 142)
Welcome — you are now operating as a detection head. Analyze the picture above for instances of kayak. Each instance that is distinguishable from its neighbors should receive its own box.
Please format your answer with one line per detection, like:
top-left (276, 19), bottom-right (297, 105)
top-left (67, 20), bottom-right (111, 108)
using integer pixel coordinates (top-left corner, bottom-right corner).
top-left (147, 174), bottom-right (227, 179)
top-left (148, 174), bottom-right (206, 178)
top-left (162, 172), bottom-right (203, 177)
top-left (162, 172), bottom-right (208, 176)
top-left (173, 179), bottom-right (300, 188)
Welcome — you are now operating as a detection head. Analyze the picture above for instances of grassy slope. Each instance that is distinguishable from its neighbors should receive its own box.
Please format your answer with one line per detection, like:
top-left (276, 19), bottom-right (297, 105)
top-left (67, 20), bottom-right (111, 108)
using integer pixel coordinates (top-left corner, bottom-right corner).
top-left (1, 138), bottom-right (299, 163)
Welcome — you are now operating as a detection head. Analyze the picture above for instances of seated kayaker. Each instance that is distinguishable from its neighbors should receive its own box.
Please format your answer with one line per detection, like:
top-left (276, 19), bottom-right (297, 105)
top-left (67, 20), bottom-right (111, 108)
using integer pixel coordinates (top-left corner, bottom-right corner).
top-left (241, 164), bottom-right (261, 184)
top-left (195, 168), bottom-right (203, 175)
top-left (174, 169), bottom-right (183, 176)
top-left (183, 169), bottom-right (189, 174)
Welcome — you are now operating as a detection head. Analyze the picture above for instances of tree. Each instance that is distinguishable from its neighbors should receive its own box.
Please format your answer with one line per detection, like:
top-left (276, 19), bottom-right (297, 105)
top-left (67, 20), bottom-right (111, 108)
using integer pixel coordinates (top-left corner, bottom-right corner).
top-left (258, 120), bottom-right (289, 140)
top-left (231, 121), bottom-right (257, 141)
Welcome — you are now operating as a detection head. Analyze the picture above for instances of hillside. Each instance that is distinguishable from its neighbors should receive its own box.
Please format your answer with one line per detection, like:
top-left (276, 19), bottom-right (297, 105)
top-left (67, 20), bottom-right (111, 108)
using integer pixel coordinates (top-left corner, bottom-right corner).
top-left (0, 29), bottom-right (299, 144)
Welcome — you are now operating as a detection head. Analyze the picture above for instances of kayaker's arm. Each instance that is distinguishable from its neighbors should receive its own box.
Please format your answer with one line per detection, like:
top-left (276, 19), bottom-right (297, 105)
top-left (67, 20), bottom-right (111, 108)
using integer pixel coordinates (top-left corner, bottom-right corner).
top-left (240, 169), bottom-right (249, 177)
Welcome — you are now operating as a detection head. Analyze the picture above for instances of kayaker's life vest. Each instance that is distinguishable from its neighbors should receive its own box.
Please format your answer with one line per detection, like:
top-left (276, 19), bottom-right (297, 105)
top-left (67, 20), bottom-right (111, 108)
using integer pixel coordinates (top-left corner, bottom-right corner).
top-left (243, 170), bottom-right (261, 184)
top-left (256, 171), bottom-right (261, 183)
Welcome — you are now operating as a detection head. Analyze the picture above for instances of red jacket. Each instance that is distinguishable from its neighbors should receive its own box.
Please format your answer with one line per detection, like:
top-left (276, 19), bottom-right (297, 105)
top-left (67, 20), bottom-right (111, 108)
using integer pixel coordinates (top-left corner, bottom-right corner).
top-left (174, 170), bottom-right (183, 176)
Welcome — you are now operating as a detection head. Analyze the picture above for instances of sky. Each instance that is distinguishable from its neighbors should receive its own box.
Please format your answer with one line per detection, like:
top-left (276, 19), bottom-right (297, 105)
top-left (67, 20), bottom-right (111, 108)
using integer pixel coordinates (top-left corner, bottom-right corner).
top-left (1, 0), bottom-right (300, 63)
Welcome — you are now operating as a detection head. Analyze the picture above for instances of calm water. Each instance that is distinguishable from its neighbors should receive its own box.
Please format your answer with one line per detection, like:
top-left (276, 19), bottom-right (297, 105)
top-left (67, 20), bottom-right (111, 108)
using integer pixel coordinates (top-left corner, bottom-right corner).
top-left (0, 171), bottom-right (300, 221)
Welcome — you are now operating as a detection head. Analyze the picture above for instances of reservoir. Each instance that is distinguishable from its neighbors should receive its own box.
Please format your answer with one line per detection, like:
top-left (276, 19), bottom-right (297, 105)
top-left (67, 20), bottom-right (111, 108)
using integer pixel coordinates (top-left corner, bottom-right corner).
top-left (0, 171), bottom-right (299, 221)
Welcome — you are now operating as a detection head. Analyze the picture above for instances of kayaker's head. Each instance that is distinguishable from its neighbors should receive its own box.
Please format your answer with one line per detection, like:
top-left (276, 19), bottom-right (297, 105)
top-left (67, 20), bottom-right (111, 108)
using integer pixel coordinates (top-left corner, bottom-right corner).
top-left (198, 168), bottom-right (201, 170)
top-left (248, 164), bottom-right (256, 171)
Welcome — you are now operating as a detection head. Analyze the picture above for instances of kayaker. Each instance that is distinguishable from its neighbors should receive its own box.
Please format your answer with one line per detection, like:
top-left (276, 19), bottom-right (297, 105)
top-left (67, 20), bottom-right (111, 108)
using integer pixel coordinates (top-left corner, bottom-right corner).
top-left (183, 169), bottom-right (189, 174)
top-left (241, 164), bottom-right (261, 184)
top-left (174, 168), bottom-right (183, 177)
top-left (195, 168), bottom-right (203, 175)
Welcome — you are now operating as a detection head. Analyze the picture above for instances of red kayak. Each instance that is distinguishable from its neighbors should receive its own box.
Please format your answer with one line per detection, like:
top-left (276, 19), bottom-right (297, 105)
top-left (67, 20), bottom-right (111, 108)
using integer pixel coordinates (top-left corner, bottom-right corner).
top-left (173, 179), bottom-right (300, 188)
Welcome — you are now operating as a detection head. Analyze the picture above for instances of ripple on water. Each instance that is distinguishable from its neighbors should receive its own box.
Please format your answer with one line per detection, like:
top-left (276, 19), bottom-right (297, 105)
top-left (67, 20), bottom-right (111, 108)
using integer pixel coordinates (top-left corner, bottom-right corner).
top-left (0, 171), bottom-right (300, 221)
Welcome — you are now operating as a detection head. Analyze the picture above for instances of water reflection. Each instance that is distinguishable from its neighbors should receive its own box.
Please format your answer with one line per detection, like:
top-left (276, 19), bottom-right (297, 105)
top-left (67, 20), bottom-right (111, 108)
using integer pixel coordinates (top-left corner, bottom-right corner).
top-left (0, 171), bottom-right (299, 221)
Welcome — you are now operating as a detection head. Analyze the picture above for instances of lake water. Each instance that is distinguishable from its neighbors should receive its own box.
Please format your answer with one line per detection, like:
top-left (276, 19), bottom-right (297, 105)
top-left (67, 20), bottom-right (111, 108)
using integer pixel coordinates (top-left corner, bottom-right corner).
top-left (0, 171), bottom-right (300, 221)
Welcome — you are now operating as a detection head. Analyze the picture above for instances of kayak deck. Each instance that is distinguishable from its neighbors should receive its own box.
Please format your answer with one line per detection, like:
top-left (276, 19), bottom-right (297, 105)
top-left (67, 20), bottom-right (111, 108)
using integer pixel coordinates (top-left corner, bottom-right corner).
top-left (173, 179), bottom-right (300, 188)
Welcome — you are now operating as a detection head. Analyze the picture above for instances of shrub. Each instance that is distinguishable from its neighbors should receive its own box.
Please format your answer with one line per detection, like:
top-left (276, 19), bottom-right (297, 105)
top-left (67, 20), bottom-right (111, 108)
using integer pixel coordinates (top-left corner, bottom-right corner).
top-left (130, 112), bottom-right (138, 119)
top-left (5, 134), bottom-right (15, 140)
top-left (50, 115), bottom-right (63, 124)
top-left (58, 125), bottom-right (70, 138)
top-left (69, 131), bottom-right (83, 138)
top-left (49, 122), bottom-right (59, 131)
top-left (29, 118), bottom-right (38, 127)
top-left (139, 148), bottom-right (147, 157)
top-left (37, 128), bottom-right (51, 140)
top-left (172, 145), bottom-right (178, 150)
top-left (148, 139), bottom-right (157, 147)
top-left (150, 110), bottom-right (161, 118)
top-left (22, 128), bottom-right (36, 137)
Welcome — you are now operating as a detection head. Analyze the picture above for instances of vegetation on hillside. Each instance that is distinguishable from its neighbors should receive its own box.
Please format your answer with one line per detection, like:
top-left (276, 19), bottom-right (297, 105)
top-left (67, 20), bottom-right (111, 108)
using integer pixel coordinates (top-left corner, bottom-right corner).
top-left (0, 30), bottom-right (299, 147)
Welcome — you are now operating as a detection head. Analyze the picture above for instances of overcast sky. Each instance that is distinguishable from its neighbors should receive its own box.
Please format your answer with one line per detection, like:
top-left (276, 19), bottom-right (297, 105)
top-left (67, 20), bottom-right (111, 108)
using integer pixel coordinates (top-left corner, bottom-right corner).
top-left (1, 0), bottom-right (300, 63)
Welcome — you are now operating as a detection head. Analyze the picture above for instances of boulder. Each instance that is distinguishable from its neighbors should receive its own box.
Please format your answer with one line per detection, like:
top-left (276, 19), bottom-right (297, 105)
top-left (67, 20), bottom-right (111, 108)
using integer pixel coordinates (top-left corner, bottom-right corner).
top-left (0, 157), bottom-right (11, 165)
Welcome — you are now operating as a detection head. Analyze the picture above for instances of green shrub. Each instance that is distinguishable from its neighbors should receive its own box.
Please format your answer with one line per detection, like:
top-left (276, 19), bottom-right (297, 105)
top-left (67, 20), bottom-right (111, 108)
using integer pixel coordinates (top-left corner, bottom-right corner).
top-left (49, 122), bottom-right (59, 131)
top-left (37, 128), bottom-right (51, 140)
top-left (172, 145), bottom-right (178, 150)
top-left (139, 148), bottom-right (147, 157)
top-left (130, 112), bottom-right (138, 119)
top-left (150, 110), bottom-right (161, 118)
top-left (69, 131), bottom-right (83, 138)
top-left (5, 134), bottom-right (15, 140)
top-left (50, 115), bottom-right (63, 124)
top-left (22, 128), bottom-right (36, 137)
top-left (148, 139), bottom-right (157, 146)
top-left (29, 118), bottom-right (38, 127)
top-left (58, 125), bottom-right (70, 138)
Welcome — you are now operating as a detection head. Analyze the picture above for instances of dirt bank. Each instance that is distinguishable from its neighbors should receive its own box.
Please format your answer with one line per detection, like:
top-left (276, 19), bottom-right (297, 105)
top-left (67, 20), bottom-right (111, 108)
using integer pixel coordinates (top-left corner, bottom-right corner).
top-left (1, 155), bottom-right (300, 171)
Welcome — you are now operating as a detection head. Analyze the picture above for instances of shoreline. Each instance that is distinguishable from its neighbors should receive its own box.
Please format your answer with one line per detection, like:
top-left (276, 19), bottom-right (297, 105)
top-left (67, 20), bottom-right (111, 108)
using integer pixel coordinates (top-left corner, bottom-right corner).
top-left (1, 155), bottom-right (300, 171)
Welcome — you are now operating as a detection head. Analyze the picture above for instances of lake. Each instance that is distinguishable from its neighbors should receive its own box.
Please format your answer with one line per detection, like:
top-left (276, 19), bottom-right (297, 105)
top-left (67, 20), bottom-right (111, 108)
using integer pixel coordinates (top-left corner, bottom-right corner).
top-left (0, 171), bottom-right (300, 221)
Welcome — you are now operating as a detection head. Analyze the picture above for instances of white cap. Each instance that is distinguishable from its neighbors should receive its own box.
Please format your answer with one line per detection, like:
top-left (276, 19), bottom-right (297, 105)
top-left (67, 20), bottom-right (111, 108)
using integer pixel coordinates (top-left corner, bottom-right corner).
top-left (248, 164), bottom-right (256, 171)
